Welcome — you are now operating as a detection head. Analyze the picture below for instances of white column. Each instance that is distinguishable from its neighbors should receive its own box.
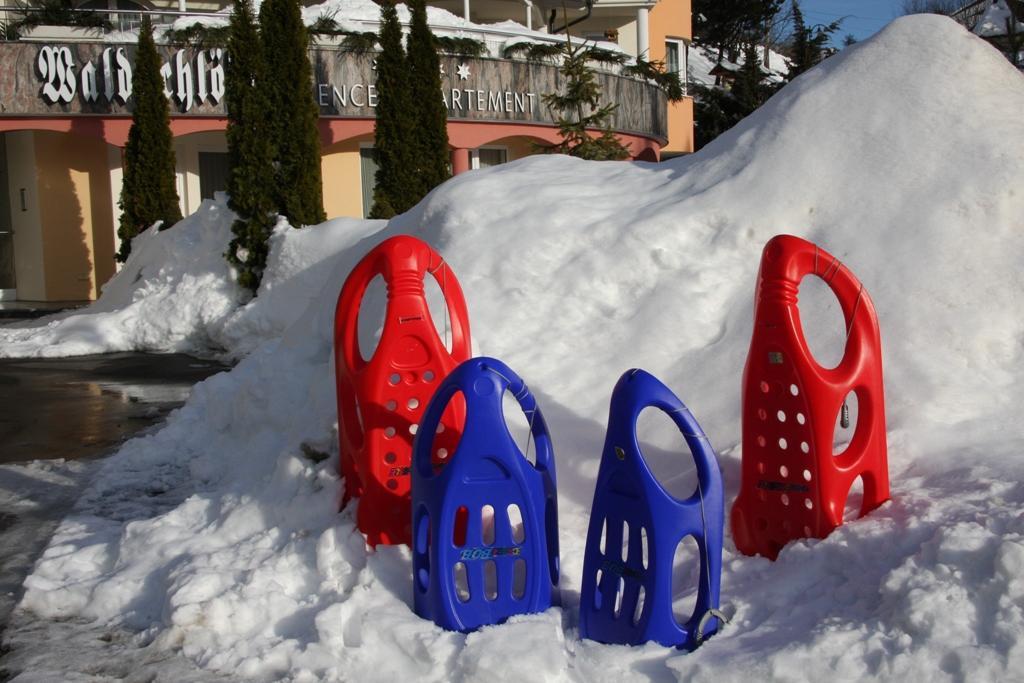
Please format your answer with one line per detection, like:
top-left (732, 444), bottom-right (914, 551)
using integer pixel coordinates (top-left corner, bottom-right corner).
top-left (179, 0), bottom-right (187, 12)
top-left (463, 0), bottom-right (470, 20)
top-left (107, 145), bottom-right (124, 269)
top-left (637, 7), bottom-right (650, 57)
top-left (524, 0), bottom-right (533, 30)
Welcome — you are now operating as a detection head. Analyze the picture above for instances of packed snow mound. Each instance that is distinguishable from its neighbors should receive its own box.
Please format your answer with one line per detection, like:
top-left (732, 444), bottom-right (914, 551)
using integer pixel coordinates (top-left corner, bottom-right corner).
top-left (12, 15), bottom-right (1024, 683)
top-left (0, 198), bottom-right (384, 359)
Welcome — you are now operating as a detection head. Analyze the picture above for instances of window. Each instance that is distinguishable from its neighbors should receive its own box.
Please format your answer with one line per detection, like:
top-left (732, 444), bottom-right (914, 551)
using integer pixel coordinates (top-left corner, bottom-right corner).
top-left (471, 147), bottom-right (508, 170)
top-left (665, 39), bottom-right (684, 73)
top-left (359, 146), bottom-right (378, 218)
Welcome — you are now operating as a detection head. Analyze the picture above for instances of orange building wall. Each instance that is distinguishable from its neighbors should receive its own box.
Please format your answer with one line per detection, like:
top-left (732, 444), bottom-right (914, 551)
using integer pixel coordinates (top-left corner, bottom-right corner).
top-left (650, 0), bottom-right (694, 155)
top-left (33, 132), bottom-right (115, 300)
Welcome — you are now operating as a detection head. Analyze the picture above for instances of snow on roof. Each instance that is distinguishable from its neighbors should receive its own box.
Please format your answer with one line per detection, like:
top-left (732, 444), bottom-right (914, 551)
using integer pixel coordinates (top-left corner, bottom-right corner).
top-left (4, 13), bottom-right (1024, 683)
top-left (162, 0), bottom-right (619, 59)
top-left (973, 0), bottom-right (1024, 37)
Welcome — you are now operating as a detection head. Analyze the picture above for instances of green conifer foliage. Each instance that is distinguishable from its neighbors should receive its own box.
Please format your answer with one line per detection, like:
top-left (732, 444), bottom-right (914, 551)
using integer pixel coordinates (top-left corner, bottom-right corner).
top-left (370, 1), bottom-right (416, 218)
top-left (786, 0), bottom-right (840, 80)
top-left (225, 0), bottom-right (277, 294)
top-left (116, 16), bottom-right (182, 262)
top-left (406, 0), bottom-right (450, 198)
top-left (259, 0), bottom-right (325, 226)
top-left (543, 40), bottom-right (630, 161)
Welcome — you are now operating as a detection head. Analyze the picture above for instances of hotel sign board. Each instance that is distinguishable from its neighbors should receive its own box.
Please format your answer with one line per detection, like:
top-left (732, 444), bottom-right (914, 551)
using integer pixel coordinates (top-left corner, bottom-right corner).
top-left (0, 42), bottom-right (667, 140)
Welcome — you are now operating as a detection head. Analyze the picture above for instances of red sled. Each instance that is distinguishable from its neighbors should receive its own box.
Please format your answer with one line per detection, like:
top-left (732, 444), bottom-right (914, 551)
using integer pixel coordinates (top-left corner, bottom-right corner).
top-left (334, 235), bottom-right (471, 546)
top-left (731, 235), bottom-right (889, 560)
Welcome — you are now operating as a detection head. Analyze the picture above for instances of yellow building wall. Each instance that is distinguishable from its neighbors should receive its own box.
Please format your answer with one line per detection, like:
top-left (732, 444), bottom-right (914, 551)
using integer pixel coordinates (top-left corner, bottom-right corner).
top-left (5, 132), bottom-right (46, 301)
top-left (321, 137), bottom-right (370, 219)
top-left (650, 0), bottom-right (694, 155)
top-left (33, 132), bottom-right (115, 301)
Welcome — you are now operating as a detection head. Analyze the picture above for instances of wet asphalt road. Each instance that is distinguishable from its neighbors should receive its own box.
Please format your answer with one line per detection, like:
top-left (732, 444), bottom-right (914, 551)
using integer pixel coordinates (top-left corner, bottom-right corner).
top-left (0, 352), bottom-right (230, 665)
top-left (0, 353), bottom-right (230, 464)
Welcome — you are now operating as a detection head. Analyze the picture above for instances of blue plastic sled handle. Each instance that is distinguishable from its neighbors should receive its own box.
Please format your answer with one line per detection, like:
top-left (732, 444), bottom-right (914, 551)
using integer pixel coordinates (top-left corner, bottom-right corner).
top-left (579, 369), bottom-right (724, 650)
top-left (411, 357), bottom-right (559, 632)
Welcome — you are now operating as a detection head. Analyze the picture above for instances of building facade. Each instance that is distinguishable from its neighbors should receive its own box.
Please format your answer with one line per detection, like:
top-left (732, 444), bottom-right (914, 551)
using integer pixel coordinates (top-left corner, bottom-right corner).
top-left (0, 0), bottom-right (692, 303)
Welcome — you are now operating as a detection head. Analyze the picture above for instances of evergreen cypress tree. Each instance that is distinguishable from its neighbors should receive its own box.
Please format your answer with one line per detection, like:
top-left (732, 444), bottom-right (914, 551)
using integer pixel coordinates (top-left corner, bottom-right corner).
top-left (370, 0), bottom-right (417, 218)
top-left (259, 0), bottom-right (325, 226)
top-left (406, 0), bottom-right (450, 198)
top-left (116, 16), bottom-right (182, 262)
top-left (786, 0), bottom-right (840, 80)
top-left (543, 40), bottom-right (630, 161)
top-left (225, 0), bottom-right (276, 294)
top-left (732, 43), bottom-right (771, 113)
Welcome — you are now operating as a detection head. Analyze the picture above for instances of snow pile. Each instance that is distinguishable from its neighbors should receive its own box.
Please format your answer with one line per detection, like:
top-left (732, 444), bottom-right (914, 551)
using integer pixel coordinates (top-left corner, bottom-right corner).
top-left (0, 199), bottom-right (383, 359)
top-left (12, 15), bottom-right (1024, 682)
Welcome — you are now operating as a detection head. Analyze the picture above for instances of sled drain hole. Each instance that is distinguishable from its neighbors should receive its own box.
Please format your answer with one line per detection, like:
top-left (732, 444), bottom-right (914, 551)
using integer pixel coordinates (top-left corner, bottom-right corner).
top-left (597, 518), bottom-right (648, 569)
top-left (454, 562), bottom-right (469, 602)
top-left (513, 558), bottom-right (527, 599)
top-left (451, 504), bottom-right (526, 547)
top-left (451, 557), bottom-right (528, 602)
top-left (613, 577), bottom-right (626, 617)
top-left (633, 586), bottom-right (646, 625)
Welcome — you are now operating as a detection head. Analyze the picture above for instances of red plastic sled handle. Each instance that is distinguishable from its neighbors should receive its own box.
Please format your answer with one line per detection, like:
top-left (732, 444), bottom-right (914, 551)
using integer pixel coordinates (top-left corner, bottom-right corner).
top-left (757, 235), bottom-right (879, 373)
top-left (334, 235), bottom-right (471, 375)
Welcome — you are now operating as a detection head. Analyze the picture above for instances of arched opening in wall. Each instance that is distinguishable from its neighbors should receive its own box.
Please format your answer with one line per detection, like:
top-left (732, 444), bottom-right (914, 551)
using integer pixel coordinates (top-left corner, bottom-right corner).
top-left (635, 147), bottom-right (658, 162)
top-left (467, 135), bottom-right (551, 169)
top-left (172, 131), bottom-right (228, 218)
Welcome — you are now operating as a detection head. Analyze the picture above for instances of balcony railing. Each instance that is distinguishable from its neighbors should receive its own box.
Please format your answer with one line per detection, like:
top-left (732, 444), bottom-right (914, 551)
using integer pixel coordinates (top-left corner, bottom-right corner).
top-left (0, 5), bottom-right (578, 52)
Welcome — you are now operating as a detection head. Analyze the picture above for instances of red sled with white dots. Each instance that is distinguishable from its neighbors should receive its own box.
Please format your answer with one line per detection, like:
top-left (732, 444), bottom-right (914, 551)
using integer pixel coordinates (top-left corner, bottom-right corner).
top-left (334, 235), bottom-right (471, 546)
top-left (731, 235), bottom-right (889, 560)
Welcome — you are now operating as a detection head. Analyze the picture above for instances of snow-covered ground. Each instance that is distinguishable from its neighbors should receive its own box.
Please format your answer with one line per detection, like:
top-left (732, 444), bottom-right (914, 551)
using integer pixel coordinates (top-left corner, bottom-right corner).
top-left (4, 14), bottom-right (1024, 682)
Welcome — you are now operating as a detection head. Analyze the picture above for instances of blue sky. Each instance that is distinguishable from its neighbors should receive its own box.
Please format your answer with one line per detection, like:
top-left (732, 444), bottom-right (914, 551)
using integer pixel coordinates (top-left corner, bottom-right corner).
top-left (798, 0), bottom-right (908, 44)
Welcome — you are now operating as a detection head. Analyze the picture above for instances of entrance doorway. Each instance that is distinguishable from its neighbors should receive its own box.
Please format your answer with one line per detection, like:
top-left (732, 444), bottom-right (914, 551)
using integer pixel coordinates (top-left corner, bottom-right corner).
top-left (0, 136), bottom-right (15, 300)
